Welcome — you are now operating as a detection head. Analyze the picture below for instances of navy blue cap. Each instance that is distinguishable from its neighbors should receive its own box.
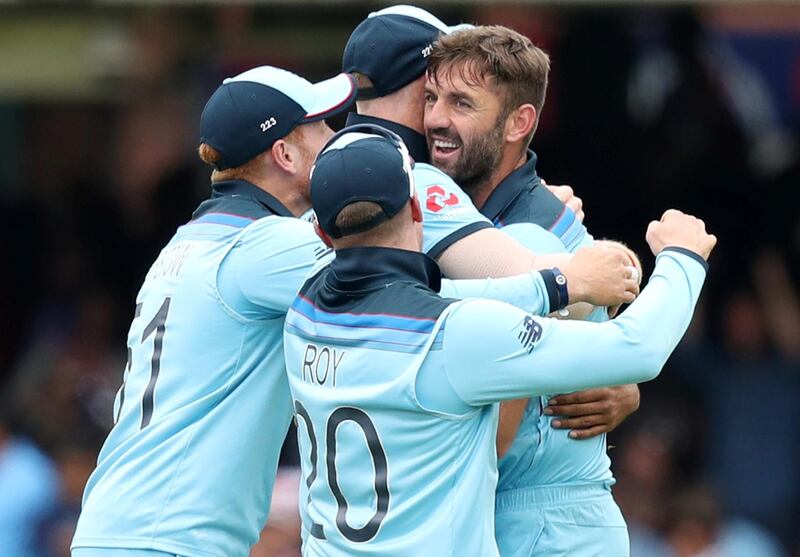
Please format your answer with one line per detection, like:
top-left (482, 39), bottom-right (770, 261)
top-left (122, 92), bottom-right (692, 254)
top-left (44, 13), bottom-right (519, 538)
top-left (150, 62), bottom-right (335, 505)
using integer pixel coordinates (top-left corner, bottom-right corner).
top-left (311, 124), bottom-right (415, 238)
top-left (343, 5), bottom-right (464, 100)
top-left (200, 66), bottom-right (356, 170)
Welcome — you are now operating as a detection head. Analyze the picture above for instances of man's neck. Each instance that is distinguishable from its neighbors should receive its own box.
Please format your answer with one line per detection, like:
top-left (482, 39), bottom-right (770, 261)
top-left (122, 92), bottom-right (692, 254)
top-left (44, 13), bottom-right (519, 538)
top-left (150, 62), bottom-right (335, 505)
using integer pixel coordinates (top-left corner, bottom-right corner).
top-left (333, 234), bottom-right (418, 252)
top-left (356, 82), bottom-right (424, 134)
top-left (358, 105), bottom-right (422, 135)
top-left (244, 176), bottom-right (310, 218)
top-left (468, 147), bottom-right (528, 210)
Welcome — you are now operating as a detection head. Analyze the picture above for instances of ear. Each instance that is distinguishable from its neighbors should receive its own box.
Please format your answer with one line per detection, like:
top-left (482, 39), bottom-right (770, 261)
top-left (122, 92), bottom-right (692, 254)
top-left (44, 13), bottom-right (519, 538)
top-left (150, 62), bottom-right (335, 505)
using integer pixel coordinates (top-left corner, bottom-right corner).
top-left (410, 194), bottom-right (423, 224)
top-left (505, 104), bottom-right (537, 144)
top-left (270, 139), bottom-right (298, 175)
top-left (313, 220), bottom-right (334, 248)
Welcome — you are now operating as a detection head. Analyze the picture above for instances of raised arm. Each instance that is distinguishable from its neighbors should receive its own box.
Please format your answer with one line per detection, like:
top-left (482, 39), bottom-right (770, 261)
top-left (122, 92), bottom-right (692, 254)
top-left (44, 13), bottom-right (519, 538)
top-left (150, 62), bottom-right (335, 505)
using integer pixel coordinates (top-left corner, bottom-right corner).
top-left (441, 210), bottom-right (716, 406)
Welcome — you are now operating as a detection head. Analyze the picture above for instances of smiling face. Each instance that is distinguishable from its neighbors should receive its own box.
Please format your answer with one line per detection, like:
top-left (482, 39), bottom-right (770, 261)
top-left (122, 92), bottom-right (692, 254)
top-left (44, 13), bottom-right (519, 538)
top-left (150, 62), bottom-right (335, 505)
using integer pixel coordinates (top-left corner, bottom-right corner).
top-left (423, 62), bottom-right (509, 194)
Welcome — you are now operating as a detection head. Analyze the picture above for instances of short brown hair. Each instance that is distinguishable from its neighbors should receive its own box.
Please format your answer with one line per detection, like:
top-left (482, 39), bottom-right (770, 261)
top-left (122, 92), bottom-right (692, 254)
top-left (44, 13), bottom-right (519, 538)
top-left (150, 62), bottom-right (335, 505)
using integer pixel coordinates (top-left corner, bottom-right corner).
top-left (330, 200), bottom-right (408, 248)
top-left (350, 72), bottom-right (374, 91)
top-left (428, 25), bottom-right (550, 120)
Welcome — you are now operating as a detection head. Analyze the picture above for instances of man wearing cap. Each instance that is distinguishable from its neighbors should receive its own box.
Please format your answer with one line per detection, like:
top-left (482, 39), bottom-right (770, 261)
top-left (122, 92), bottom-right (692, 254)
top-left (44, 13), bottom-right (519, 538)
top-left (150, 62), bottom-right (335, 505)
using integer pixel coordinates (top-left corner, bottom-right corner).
top-left (342, 6), bottom-right (641, 455)
top-left (71, 65), bottom-right (633, 557)
top-left (424, 25), bottom-right (647, 555)
top-left (70, 66), bottom-right (356, 557)
top-left (283, 126), bottom-right (715, 556)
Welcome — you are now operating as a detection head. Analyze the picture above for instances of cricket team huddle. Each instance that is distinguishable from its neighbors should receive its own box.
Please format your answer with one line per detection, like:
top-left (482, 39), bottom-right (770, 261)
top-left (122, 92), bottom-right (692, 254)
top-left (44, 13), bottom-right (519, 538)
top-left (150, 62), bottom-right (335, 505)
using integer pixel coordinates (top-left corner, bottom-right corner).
top-left (70, 5), bottom-right (717, 557)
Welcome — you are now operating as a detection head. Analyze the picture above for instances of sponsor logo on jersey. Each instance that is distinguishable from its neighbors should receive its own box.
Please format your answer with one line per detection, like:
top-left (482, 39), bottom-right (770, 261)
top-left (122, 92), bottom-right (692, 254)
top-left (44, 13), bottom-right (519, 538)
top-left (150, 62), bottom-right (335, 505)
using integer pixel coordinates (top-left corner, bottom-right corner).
top-left (426, 185), bottom-right (459, 213)
top-left (518, 315), bottom-right (543, 353)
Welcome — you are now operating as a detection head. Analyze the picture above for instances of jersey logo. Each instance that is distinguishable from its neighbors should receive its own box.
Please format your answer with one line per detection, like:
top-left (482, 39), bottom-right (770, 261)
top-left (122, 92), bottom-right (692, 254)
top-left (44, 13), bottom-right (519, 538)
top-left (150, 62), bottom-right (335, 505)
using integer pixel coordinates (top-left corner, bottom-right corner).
top-left (518, 315), bottom-right (543, 353)
top-left (426, 185), bottom-right (459, 213)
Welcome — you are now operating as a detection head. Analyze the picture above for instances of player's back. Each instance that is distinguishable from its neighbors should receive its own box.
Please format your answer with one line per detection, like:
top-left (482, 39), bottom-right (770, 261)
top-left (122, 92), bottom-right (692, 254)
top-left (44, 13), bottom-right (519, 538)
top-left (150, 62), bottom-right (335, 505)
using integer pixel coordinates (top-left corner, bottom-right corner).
top-left (73, 189), bottom-right (315, 557)
top-left (284, 247), bottom-right (501, 557)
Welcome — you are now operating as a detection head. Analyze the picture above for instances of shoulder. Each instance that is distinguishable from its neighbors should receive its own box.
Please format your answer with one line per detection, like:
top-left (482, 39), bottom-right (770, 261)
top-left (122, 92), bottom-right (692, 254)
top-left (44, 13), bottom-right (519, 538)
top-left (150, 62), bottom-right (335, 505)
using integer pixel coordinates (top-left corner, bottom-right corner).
top-left (231, 216), bottom-right (328, 277)
top-left (413, 163), bottom-right (481, 220)
top-left (442, 298), bottom-right (535, 354)
top-left (308, 276), bottom-right (455, 323)
top-left (362, 281), bottom-right (456, 322)
top-left (502, 222), bottom-right (567, 254)
top-left (414, 163), bottom-right (465, 193)
top-left (516, 185), bottom-right (567, 228)
top-left (413, 162), bottom-right (453, 182)
top-left (238, 215), bottom-right (319, 247)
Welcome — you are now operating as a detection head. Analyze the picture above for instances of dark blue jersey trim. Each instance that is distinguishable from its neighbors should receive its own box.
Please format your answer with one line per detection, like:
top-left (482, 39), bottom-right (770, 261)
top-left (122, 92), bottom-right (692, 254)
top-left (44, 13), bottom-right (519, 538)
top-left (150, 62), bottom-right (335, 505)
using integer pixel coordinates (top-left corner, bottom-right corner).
top-left (661, 247), bottom-right (709, 272)
top-left (426, 221), bottom-right (493, 262)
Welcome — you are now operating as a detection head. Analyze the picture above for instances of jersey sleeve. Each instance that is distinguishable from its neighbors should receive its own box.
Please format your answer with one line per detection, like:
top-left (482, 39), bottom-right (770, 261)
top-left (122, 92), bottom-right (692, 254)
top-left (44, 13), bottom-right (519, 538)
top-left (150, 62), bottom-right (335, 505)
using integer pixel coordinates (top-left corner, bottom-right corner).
top-left (549, 207), bottom-right (594, 252)
top-left (415, 163), bottom-right (492, 258)
top-left (500, 222), bottom-right (567, 255)
top-left (439, 272), bottom-right (551, 317)
top-left (217, 217), bottom-right (333, 319)
top-left (440, 248), bottom-right (708, 406)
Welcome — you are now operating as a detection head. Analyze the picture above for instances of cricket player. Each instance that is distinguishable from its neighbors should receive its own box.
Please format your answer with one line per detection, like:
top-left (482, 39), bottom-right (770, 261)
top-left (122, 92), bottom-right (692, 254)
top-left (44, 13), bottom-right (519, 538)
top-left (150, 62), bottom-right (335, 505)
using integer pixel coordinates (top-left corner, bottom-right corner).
top-left (341, 5), bottom-right (641, 445)
top-left (424, 25), bottom-right (645, 555)
top-left (283, 126), bottom-right (715, 556)
top-left (72, 65), bottom-right (633, 557)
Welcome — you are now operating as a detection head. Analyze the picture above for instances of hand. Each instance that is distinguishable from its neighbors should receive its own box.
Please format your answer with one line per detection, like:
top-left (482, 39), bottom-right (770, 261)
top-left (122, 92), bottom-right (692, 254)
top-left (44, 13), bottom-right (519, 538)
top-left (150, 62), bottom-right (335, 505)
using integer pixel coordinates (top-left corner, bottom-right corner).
top-left (544, 180), bottom-right (585, 223)
top-left (562, 246), bottom-right (640, 307)
top-left (593, 240), bottom-right (643, 317)
top-left (544, 385), bottom-right (641, 440)
top-left (646, 209), bottom-right (717, 260)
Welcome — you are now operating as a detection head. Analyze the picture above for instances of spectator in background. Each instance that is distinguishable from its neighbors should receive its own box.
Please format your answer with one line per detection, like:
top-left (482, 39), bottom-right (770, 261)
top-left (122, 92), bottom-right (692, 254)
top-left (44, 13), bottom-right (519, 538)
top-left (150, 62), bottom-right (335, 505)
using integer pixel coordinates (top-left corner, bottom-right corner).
top-left (666, 484), bottom-right (782, 557)
top-left (39, 442), bottom-right (97, 557)
top-left (0, 411), bottom-right (58, 557)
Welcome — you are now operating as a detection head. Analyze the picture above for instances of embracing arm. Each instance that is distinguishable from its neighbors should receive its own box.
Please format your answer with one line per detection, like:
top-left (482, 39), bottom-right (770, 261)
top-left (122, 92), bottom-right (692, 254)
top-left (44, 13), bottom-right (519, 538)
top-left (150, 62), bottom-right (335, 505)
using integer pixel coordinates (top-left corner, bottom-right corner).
top-left (442, 247), bottom-right (709, 405)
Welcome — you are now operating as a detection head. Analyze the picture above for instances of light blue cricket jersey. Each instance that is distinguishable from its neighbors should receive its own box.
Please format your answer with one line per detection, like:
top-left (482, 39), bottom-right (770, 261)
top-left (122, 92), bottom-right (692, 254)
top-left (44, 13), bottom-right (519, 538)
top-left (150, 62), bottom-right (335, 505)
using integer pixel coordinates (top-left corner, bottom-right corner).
top-left (72, 172), bottom-right (521, 557)
top-left (283, 246), bottom-right (708, 556)
top-left (496, 222), bottom-right (617, 490)
top-left (72, 180), bottom-right (333, 557)
top-left (475, 153), bottom-right (625, 492)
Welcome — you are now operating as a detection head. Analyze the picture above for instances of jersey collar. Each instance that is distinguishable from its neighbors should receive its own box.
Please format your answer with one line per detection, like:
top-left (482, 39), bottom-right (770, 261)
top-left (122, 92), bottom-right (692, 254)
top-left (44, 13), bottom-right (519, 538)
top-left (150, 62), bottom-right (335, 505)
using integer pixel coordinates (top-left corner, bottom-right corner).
top-left (346, 113), bottom-right (430, 164)
top-left (479, 150), bottom-right (540, 222)
top-left (192, 179), bottom-right (295, 220)
top-left (325, 247), bottom-right (442, 293)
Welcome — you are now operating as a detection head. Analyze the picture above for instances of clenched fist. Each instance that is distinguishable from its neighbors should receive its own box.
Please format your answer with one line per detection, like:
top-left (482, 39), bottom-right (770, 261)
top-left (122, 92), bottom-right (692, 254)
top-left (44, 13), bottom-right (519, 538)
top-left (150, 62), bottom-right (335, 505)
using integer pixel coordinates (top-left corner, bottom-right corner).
top-left (646, 209), bottom-right (717, 261)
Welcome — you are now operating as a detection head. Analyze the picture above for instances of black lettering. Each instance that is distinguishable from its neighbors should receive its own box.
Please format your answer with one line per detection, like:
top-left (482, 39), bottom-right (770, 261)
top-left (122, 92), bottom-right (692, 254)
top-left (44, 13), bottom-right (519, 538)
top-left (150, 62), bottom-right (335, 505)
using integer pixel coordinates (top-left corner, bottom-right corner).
top-left (315, 347), bottom-right (330, 384)
top-left (332, 350), bottom-right (345, 387)
top-left (303, 344), bottom-right (317, 382)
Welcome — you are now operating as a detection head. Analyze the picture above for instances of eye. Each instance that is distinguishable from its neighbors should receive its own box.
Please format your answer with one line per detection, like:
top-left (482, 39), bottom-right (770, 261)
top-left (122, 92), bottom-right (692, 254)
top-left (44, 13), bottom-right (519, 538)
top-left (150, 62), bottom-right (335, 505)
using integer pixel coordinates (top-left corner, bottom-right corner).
top-left (424, 92), bottom-right (436, 104)
top-left (455, 98), bottom-right (471, 109)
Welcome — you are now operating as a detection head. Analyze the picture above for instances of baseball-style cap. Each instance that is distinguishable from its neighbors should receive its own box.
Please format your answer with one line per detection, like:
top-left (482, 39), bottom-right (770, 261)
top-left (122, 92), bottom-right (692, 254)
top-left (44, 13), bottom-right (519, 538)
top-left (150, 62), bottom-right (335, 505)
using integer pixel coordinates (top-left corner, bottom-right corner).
top-left (311, 124), bottom-right (415, 238)
top-left (200, 66), bottom-right (356, 170)
top-left (343, 5), bottom-right (466, 100)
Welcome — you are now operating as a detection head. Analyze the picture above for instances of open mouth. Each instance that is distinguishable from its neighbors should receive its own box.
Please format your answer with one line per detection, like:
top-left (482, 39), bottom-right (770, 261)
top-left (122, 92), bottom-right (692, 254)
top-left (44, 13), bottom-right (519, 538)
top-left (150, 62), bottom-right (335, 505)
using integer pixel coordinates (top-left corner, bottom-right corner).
top-left (430, 138), bottom-right (462, 163)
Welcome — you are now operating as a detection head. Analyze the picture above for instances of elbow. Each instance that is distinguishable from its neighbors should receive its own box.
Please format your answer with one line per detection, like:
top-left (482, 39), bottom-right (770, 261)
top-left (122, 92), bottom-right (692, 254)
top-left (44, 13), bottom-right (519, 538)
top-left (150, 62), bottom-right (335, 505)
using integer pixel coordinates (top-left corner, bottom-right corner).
top-left (613, 321), bottom-right (670, 382)
top-left (635, 344), bottom-right (669, 382)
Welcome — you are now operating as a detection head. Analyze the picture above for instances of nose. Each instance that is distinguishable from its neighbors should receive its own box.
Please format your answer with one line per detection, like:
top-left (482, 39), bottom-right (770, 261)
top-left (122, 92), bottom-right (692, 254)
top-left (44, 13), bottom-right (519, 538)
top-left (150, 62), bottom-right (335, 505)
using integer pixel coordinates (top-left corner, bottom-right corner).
top-left (424, 98), bottom-right (450, 133)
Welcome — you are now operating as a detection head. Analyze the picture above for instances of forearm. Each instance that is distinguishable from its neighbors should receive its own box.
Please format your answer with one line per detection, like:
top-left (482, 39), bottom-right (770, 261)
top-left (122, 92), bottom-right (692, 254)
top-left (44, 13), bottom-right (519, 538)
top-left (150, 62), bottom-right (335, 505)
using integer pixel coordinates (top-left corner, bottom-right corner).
top-left (440, 272), bottom-right (551, 316)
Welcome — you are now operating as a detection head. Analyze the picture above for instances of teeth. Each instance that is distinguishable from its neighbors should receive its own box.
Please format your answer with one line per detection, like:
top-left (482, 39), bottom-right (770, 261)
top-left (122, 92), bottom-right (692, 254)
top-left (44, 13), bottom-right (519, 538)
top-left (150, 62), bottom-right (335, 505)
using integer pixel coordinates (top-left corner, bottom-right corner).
top-left (434, 140), bottom-right (459, 150)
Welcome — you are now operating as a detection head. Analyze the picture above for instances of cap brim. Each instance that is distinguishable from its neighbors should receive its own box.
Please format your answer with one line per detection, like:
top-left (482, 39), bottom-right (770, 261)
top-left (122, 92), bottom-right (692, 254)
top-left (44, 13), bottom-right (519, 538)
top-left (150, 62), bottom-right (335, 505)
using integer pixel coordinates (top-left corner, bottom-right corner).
top-left (303, 73), bottom-right (357, 122)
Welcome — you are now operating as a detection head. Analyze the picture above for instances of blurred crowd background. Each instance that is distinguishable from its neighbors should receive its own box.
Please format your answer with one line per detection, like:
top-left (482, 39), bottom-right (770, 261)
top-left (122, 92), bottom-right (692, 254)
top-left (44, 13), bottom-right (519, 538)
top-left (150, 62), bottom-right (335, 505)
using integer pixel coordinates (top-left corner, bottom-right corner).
top-left (0, 2), bottom-right (798, 556)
